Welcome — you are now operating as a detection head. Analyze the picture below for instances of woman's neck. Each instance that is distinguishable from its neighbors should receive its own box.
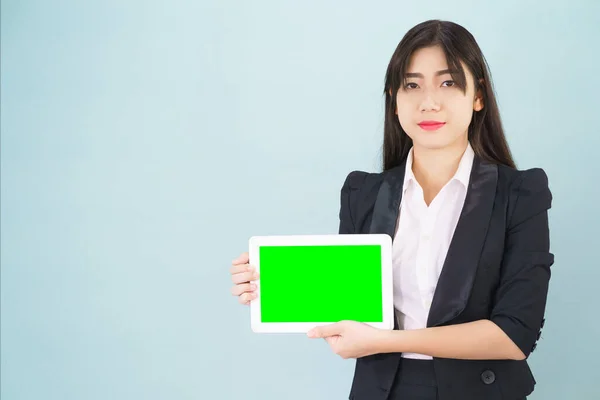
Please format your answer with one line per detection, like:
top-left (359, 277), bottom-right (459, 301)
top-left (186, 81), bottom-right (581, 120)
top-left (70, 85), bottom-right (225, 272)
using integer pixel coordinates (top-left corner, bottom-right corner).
top-left (411, 137), bottom-right (469, 204)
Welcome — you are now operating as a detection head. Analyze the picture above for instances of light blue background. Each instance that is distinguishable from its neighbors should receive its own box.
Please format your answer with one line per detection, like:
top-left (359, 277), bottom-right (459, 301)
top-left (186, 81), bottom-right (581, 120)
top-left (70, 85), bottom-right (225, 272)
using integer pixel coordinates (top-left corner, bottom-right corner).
top-left (2, 1), bottom-right (599, 399)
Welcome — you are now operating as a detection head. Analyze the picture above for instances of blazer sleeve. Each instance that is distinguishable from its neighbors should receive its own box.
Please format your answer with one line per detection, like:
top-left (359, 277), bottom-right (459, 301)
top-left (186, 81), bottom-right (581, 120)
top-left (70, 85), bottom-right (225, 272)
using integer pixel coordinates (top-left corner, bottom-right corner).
top-left (338, 170), bottom-right (369, 234)
top-left (490, 168), bottom-right (554, 358)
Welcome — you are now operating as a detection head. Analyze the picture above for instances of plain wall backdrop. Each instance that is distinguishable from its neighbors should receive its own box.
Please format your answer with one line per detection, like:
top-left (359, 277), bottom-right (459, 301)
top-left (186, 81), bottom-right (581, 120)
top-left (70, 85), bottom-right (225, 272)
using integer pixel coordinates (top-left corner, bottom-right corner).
top-left (2, 0), bottom-right (599, 399)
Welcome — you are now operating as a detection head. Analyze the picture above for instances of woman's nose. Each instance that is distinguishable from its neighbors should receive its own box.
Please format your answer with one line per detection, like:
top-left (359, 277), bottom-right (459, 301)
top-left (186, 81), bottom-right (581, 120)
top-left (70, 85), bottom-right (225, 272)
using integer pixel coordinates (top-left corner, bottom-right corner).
top-left (420, 92), bottom-right (441, 112)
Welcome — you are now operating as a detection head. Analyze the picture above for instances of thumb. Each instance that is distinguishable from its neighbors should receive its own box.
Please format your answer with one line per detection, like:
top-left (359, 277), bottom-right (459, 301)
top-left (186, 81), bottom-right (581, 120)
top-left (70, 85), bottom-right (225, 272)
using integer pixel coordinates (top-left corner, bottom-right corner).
top-left (307, 322), bottom-right (342, 338)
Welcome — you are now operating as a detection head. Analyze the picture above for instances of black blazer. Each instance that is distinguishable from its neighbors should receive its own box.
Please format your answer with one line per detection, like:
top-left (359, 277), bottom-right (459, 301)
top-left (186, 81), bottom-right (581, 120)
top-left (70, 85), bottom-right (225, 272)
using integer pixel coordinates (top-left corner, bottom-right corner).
top-left (340, 155), bottom-right (554, 400)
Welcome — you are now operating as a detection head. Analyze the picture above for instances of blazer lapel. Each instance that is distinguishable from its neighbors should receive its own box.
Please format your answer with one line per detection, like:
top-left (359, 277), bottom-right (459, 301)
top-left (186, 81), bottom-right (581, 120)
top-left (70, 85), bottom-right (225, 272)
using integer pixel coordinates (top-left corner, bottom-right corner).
top-left (368, 163), bottom-right (406, 237)
top-left (426, 157), bottom-right (498, 327)
top-left (368, 162), bottom-right (406, 330)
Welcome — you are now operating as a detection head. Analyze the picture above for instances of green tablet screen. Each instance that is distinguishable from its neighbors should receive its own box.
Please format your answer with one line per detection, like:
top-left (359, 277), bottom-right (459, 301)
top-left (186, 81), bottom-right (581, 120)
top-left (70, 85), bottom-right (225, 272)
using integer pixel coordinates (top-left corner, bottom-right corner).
top-left (259, 244), bottom-right (383, 323)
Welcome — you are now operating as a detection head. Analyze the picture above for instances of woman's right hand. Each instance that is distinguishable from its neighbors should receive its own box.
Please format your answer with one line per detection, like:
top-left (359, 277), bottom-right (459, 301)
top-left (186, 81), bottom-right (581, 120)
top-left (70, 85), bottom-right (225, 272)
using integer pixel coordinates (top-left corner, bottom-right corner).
top-left (230, 252), bottom-right (259, 305)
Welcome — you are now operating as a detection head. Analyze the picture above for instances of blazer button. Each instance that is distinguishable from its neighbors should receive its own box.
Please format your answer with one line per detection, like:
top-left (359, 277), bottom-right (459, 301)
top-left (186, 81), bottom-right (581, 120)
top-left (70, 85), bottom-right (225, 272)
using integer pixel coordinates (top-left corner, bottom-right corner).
top-left (481, 370), bottom-right (496, 385)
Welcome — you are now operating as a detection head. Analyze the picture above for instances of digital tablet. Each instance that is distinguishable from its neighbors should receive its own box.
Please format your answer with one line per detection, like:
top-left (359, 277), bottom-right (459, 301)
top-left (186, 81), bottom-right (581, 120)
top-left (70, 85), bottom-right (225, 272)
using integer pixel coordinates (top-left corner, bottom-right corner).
top-left (248, 234), bottom-right (393, 333)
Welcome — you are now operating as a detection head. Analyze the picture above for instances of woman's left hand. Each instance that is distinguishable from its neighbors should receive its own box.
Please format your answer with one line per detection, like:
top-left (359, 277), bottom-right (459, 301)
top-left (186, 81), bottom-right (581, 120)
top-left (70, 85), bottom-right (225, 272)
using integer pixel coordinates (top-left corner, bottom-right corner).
top-left (307, 320), bottom-right (388, 359)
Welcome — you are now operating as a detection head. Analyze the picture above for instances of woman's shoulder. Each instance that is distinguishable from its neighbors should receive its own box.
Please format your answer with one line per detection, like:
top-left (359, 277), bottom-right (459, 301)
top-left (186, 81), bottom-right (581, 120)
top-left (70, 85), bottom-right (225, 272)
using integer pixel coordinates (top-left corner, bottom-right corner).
top-left (496, 164), bottom-right (553, 225)
top-left (338, 170), bottom-right (386, 233)
top-left (341, 170), bottom-right (385, 193)
top-left (497, 164), bottom-right (551, 195)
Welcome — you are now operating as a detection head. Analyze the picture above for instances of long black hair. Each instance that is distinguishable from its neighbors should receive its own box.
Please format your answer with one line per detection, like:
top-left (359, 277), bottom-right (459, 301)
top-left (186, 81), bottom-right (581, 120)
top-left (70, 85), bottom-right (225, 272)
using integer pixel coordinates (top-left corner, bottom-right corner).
top-left (382, 19), bottom-right (515, 171)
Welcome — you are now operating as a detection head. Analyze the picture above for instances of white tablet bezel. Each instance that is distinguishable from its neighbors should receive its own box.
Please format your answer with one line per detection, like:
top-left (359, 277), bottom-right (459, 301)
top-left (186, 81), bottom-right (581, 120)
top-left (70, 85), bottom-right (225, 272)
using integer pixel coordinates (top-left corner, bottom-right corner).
top-left (248, 234), bottom-right (393, 333)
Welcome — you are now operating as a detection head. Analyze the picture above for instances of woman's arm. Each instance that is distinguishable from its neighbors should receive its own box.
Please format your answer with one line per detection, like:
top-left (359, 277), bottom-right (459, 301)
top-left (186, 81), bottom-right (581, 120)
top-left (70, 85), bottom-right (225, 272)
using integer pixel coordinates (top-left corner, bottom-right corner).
top-left (377, 319), bottom-right (525, 360)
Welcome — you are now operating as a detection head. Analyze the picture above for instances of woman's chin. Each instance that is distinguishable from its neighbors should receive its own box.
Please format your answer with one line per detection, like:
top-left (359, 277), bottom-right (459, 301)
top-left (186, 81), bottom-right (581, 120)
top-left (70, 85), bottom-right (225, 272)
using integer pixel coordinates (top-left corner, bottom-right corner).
top-left (410, 132), bottom-right (467, 151)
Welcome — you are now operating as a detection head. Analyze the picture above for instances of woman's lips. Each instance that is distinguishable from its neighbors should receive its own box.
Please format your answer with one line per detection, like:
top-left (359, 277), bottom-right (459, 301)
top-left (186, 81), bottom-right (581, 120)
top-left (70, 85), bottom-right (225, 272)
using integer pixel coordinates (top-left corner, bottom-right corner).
top-left (418, 121), bottom-right (446, 131)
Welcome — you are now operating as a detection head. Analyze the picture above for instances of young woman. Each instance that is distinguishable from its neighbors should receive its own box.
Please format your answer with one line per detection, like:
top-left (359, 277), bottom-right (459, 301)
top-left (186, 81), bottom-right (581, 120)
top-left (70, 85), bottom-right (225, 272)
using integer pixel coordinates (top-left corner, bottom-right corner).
top-left (229, 19), bottom-right (553, 400)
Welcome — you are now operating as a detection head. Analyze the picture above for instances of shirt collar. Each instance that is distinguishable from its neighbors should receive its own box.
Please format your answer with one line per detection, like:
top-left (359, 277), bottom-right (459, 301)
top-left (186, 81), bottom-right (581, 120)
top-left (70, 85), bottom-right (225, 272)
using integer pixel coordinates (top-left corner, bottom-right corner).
top-left (402, 141), bottom-right (474, 193)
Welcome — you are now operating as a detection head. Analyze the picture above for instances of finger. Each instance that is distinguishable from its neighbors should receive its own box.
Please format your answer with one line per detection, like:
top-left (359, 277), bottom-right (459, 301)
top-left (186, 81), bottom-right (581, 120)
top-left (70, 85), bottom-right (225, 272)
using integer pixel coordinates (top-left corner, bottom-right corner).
top-left (230, 263), bottom-right (251, 275)
top-left (231, 270), bottom-right (259, 285)
top-left (324, 336), bottom-right (339, 346)
top-left (230, 282), bottom-right (257, 296)
top-left (238, 291), bottom-right (257, 305)
top-left (232, 252), bottom-right (249, 265)
top-left (307, 323), bottom-right (342, 338)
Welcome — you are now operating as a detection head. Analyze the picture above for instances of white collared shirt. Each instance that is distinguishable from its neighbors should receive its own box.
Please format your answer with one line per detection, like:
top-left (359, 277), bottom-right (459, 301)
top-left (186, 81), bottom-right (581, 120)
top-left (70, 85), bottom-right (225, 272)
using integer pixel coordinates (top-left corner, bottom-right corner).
top-left (392, 142), bottom-right (475, 359)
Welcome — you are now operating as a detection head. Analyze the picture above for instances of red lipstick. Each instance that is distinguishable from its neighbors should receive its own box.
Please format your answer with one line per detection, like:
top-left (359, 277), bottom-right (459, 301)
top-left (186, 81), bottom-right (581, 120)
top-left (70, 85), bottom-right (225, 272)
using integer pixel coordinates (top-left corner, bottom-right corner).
top-left (418, 121), bottom-right (446, 131)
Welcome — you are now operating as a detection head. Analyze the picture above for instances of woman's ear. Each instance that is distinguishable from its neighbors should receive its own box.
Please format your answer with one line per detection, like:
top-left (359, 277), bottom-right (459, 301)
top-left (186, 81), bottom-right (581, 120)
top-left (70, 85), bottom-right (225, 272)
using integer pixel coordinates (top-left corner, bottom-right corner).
top-left (474, 79), bottom-right (485, 112)
top-left (474, 95), bottom-right (484, 112)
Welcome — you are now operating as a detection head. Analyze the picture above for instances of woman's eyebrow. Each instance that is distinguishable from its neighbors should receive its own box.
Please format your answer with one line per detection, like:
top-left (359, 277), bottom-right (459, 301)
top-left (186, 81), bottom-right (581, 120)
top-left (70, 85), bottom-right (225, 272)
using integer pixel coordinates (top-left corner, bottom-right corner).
top-left (405, 69), bottom-right (455, 78)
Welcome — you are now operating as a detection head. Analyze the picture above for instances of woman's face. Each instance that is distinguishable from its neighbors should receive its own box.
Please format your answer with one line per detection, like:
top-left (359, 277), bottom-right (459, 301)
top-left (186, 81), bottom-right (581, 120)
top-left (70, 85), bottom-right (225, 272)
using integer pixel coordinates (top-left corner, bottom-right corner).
top-left (394, 45), bottom-right (483, 151)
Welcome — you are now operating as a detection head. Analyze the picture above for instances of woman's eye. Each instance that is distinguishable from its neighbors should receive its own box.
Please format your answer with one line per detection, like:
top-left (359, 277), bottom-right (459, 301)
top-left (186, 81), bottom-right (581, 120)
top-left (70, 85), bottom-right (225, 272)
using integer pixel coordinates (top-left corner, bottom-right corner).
top-left (405, 82), bottom-right (419, 89)
top-left (442, 80), bottom-right (455, 87)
